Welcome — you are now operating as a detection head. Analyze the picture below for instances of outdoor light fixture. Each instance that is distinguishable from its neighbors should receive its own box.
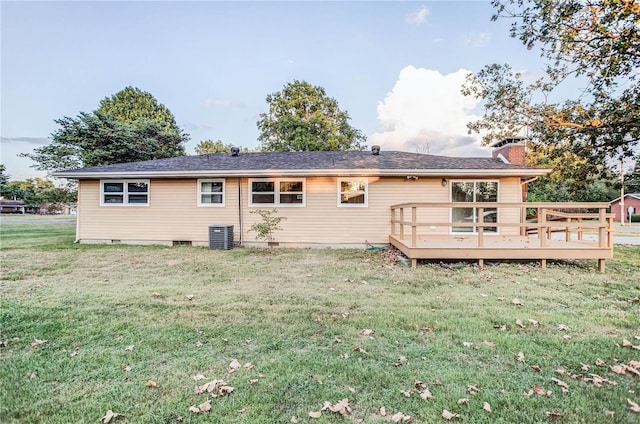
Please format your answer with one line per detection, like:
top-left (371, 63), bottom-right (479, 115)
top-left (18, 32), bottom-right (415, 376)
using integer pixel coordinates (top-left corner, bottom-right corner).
top-left (441, 178), bottom-right (448, 187)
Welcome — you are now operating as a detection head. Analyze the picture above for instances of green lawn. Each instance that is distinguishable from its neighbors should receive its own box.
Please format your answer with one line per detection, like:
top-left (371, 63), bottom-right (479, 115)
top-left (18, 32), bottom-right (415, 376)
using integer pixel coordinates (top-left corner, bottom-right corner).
top-left (1, 218), bottom-right (639, 423)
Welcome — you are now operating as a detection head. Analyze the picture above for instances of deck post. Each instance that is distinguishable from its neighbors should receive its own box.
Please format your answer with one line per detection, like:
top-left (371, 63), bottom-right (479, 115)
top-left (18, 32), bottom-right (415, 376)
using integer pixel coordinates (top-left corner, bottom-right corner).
top-left (598, 207), bottom-right (606, 248)
top-left (541, 259), bottom-right (547, 268)
top-left (390, 206), bottom-right (395, 237)
top-left (411, 206), bottom-right (417, 247)
top-left (598, 259), bottom-right (606, 273)
top-left (578, 218), bottom-right (583, 240)
top-left (566, 218), bottom-right (571, 242)
top-left (399, 208), bottom-right (404, 239)
top-left (411, 258), bottom-right (417, 268)
top-left (520, 207), bottom-right (527, 236)
top-left (477, 207), bottom-right (484, 248)
top-left (540, 208), bottom-right (547, 247)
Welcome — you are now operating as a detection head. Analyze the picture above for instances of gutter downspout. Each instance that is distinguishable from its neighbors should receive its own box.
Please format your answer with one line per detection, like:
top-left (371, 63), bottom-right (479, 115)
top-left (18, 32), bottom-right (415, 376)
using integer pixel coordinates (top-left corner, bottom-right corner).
top-left (74, 182), bottom-right (80, 243)
top-left (238, 177), bottom-right (243, 246)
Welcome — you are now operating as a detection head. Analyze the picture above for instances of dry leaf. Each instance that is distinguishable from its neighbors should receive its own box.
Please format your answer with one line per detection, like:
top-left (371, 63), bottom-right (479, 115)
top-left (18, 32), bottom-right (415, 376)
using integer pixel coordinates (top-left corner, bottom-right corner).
top-left (124, 345), bottom-right (134, 351)
top-left (420, 388), bottom-right (433, 400)
top-left (610, 365), bottom-right (626, 375)
top-left (391, 412), bottom-right (412, 422)
top-left (531, 365), bottom-right (541, 372)
top-left (528, 319), bottom-right (540, 326)
top-left (151, 292), bottom-right (161, 297)
top-left (581, 363), bottom-right (590, 371)
top-left (516, 319), bottom-right (526, 328)
top-left (186, 294), bottom-right (194, 300)
top-left (194, 341), bottom-right (203, 347)
top-left (457, 398), bottom-right (470, 405)
top-left (483, 340), bottom-right (495, 347)
top-left (628, 398), bottom-right (640, 413)
top-left (353, 346), bottom-right (367, 354)
top-left (193, 374), bottom-right (205, 381)
top-left (463, 342), bottom-right (473, 347)
top-left (512, 298), bottom-right (523, 306)
top-left (516, 352), bottom-right (525, 362)
top-left (551, 378), bottom-right (569, 393)
top-left (362, 329), bottom-right (375, 336)
top-left (101, 410), bottom-right (124, 423)
top-left (333, 337), bottom-right (342, 344)
top-left (467, 385), bottom-right (479, 394)
top-left (228, 358), bottom-right (240, 373)
top-left (321, 398), bottom-right (352, 416)
top-left (402, 389), bottom-right (412, 397)
top-left (380, 406), bottom-right (386, 416)
top-left (483, 402), bottom-right (492, 412)
top-left (557, 324), bottom-right (568, 331)
top-left (145, 380), bottom-right (158, 388)
top-left (290, 417), bottom-right (299, 423)
top-left (442, 410), bottom-right (460, 420)
top-left (545, 411), bottom-right (563, 420)
top-left (31, 339), bottom-right (47, 347)
top-left (555, 368), bottom-right (566, 375)
top-left (595, 358), bottom-right (605, 366)
top-left (308, 411), bottom-right (322, 419)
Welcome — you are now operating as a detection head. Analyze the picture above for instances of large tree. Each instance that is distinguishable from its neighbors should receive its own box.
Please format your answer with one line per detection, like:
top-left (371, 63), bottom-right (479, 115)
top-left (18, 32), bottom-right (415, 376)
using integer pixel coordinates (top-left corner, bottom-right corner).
top-left (462, 0), bottom-right (639, 180)
top-left (257, 80), bottom-right (366, 152)
top-left (2, 178), bottom-right (74, 210)
top-left (0, 164), bottom-right (9, 194)
top-left (194, 140), bottom-right (251, 155)
top-left (23, 87), bottom-right (188, 172)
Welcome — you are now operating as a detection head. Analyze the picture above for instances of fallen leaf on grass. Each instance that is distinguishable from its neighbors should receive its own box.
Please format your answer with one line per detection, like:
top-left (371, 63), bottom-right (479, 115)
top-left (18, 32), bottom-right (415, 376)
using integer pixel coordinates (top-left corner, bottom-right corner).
top-left (531, 365), bottom-right (541, 372)
top-left (516, 352), bottom-right (525, 363)
top-left (290, 417), bottom-right (299, 423)
top-left (483, 402), bottom-right (492, 412)
top-left (528, 319), bottom-right (540, 326)
top-left (194, 379), bottom-right (235, 397)
top-left (525, 384), bottom-right (552, 396)
top-left (193, 374), bottom-right (205, 381)
top-left (189, 399), bottom-right (211, 414)
top-left (516, 319), bottom-right (526, 328)
top-left (457, 398), bottom-right (470, 405)
top-left (124, 345), bottom-right (134, 351)
top-left (467, 385), bottom-right (479, 394)
top-left (419, 388), bottom-right (433, 400)
top-left (362, 329), bottom-right (375, 336)
top-left (31, 339), bottom-right (47, 347)
top-left (622, 339), bottom-right (640, 350)
top-left (228, 358), bottom-right (240, 373)
top-left (483, 340), bottom-right (495, 347)
top-left (557, 324), bottom-right (569, 331)
top-left (595, 358), bottom-right (606, 366)
top-left (308, 411), bottom-right (322, 419)
top-left (145, 380), bottom-right (158, 388)
top-left (442, 410), bottom-right (460, 420)
top-left (391, 411), bottom-right (413, 422)
top-left (101, 410), bottom-right (124, 423)
top-left (186, 294), bottom-right (194, 301)
top-left (321, 398), bottom-right (352, 416)
top-left (545, 411), bottom-right (563, 420)
top-left (512, 298), bottom-right (523, 306)
top-left (353, 347), bottom-right (367, 354)
top-left (584, 373), bottom-right (617, 387)
top-left (551, 378), bottom-right (569, 393)
top-left (628, 398), bottom-right (640, 413)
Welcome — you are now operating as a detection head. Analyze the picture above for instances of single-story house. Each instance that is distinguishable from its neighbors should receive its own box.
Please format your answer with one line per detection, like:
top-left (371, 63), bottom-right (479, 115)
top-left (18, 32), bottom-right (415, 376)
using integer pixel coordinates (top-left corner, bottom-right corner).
top-left (52, 141), bottom-right (549, 247)
top-left (0, 199), bottom-right (26, 214)
top-left (53, 140), bottom-right (614, 270)
top-left (609, 193), bottom-right (640, 222)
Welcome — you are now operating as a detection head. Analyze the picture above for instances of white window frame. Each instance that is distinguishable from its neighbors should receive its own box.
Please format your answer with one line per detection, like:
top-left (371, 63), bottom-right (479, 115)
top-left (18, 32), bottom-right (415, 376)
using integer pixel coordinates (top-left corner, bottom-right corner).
top-left (249, 178), bottom-right (306, 207)
top-left (100, 180), bottom-right (150, 206)
top-left (449, 180), bottom-right (499, 234)
top-left (337, 178), bottom-right (368, 207)
top-left (198, 179), bottom-right (225, 207)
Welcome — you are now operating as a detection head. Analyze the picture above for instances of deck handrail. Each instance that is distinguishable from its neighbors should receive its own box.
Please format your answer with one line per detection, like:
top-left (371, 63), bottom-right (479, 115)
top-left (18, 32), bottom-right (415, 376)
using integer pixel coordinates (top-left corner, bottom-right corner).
top-left (390, 202), bottom-right (613, 250)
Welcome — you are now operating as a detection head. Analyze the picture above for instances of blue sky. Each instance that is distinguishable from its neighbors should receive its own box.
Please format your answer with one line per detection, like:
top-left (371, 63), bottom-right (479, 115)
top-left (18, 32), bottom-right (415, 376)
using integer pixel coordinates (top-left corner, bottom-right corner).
top-left (1, 1), bottom-right (548, 180)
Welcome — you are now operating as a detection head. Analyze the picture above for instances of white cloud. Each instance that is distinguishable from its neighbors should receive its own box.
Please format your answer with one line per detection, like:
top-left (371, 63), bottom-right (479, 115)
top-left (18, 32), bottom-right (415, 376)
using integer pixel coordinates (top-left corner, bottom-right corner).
top-left (369, 66), bottom-right (488, 157)
top-left (461, 32), bottom-right (491, 48)
top-left (406, 6), bottom-right (430, 25)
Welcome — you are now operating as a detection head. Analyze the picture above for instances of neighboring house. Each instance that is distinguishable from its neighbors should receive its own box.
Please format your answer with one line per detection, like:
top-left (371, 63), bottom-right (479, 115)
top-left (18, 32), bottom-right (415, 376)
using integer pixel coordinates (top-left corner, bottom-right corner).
top-left (609, 194), bottom-right (640, 222)
top-left (0, 199), bottom-right (25, 214)
top-left (52, 143), bottom-right (548, 247)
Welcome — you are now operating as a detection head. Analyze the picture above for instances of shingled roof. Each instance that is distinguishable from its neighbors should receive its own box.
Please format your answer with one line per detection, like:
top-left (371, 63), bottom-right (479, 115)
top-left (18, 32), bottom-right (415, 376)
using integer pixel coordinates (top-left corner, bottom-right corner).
top-left (52, 149), bottom-right (549, 178)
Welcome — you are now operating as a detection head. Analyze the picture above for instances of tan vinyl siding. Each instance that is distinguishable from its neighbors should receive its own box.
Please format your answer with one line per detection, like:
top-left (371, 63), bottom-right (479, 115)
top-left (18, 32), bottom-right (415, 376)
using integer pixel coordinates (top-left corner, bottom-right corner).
top-left (78, 179), bottom-right (240, 244)
top-left (77, 176), bottom-right (524, 245)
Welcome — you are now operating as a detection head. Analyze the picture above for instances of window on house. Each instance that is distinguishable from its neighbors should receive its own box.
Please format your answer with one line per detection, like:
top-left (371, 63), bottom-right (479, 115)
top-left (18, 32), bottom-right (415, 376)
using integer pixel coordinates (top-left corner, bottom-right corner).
top-left (338, 179), bottom-right (368, 207)
top-left (101, 180), bottom-right (149, 206)
top-left (451, 181), bottom-right (498, 233)
top-left (249, 179), bottom-right (305, 206)
top-left (198, 179), bottom-right (225, 206)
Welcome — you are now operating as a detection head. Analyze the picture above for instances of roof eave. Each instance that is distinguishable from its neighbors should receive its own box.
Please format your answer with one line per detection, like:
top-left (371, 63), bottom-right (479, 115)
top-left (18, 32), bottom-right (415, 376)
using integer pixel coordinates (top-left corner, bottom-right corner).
top-left (52, 168), bottom-right (551, 179)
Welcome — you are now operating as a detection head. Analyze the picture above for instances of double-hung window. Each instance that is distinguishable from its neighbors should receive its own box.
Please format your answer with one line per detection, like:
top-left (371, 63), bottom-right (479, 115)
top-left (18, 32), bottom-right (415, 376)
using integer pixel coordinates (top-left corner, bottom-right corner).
top-left (338, 179), bottom-right (368, 207)
top-left (451, 181), bottom-right (498, 233)
top-left (101, 180), bottom-right (149, 206)
top-left (249, 179), bottom-right (305, 207)
top-left (198, 179), bottom-right (225, 206)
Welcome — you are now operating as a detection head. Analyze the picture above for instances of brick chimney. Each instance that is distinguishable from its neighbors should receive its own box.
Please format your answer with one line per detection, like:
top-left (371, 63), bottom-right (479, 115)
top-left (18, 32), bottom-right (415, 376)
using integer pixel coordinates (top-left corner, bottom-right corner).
top-left (491, 137), bottom-right (527, 165)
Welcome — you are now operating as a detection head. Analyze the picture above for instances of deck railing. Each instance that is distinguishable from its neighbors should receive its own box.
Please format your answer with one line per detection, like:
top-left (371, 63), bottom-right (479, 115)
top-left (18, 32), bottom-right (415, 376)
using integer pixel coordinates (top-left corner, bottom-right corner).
top-left (390, 202), bottom-right (614, 249)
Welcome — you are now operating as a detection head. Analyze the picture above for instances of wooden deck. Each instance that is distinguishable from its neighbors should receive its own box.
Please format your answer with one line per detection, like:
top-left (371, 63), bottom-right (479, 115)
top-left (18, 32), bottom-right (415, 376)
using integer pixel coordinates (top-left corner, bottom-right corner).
top-left (389, 202), bottom-right (614, 271)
